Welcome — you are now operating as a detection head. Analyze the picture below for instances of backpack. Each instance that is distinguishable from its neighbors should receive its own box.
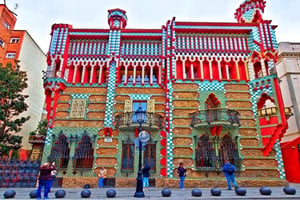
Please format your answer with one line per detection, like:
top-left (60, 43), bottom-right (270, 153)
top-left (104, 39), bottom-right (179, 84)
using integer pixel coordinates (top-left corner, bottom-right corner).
top-left (227, 165), bottom-right (235, 175)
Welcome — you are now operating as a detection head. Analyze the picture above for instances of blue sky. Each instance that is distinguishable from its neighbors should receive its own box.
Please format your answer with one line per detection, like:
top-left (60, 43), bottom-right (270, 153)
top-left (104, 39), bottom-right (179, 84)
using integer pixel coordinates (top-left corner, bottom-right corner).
top-left (5, 0), bottom-right (300, 53)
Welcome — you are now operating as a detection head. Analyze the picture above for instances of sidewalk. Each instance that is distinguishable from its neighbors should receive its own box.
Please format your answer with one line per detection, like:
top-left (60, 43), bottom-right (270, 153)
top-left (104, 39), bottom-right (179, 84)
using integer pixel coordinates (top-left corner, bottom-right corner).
top-left (0, 185), bottom-right (299, 200)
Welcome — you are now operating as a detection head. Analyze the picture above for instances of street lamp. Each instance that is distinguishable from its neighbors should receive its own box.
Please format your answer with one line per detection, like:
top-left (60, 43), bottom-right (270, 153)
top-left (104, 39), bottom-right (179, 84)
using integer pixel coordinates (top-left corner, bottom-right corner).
top-left (134, 106), bottom-right (147, 198)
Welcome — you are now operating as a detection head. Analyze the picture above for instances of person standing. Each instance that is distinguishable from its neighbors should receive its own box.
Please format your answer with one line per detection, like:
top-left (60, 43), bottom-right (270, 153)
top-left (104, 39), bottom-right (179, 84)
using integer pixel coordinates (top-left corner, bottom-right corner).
top-left (49, 162), bottom-right (57, 192)
top-left (177, 162), bottom-right (186, 190)
top-left (98, 166), bottom-right (107, 188)
top-left (142, 164), bottom-right (150, 191)
top-left (37, 162), bottom-right (55, 199)
top-left (222, 160), bottom-right (238, 190)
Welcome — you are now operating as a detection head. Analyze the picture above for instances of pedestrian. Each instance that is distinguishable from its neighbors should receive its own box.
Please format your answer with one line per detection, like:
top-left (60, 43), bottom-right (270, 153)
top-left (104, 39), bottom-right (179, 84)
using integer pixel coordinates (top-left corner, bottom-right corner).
top-left (37, 162), bottom-right (55, 199)
top-left (98, 166), bottom-right (107, 188)
top-left (222, 160), bottom-right (238, 190)
top-left (177, 162), bottom-right (186, 190)
top-left (142, 164), bottom-right (150, 191)
top-left (49, 162), bottom-right (57, 192)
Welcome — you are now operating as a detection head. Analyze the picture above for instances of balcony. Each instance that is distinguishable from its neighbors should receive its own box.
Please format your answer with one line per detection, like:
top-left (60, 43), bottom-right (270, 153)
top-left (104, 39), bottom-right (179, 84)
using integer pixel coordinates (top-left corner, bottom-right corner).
top-left (190, 108), bottom-right (240, 128)
top-left (257, 106), bottom-right (293, 119)
top-left (114, 112), bottom-right (165, 131)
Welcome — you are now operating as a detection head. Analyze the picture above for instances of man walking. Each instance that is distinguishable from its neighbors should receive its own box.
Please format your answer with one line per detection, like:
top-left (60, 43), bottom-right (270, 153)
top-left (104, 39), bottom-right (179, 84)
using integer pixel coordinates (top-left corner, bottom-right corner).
top-left (222, 160), bottom-right (238, 190)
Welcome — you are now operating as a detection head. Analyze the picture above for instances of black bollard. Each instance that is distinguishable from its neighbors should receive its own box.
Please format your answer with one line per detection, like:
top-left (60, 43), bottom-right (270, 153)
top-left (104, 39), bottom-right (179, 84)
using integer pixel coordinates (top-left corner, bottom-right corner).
top-left (55, 189), bottom-right (66, 198)
top-left (259, 187), bottom-right (272, 195)
top-left (29, 190), bottom-right (37, 198)
top-left (235, 187), bottom-right (247, 196)
top-left (283, 186), bottom-right (296, 195)
top-left (81, 189), bottom-right (91, 198)
top-left (3, 190), bottom-right (16, 199)
top-left (191, 188), bottom-right (202, 197)
top-left (106, 189), bottom-right (116, 198)
top-left (161, 188), bottom-right (172, 197)
top-left (210, 188), bottom-right (221, 196)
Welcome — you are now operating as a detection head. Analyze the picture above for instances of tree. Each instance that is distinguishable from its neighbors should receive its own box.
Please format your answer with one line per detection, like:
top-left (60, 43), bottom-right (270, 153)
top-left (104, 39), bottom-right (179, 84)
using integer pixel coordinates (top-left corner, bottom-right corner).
top-left (29, 119), bottom-right (48, 137)
top-left (0, 62), bottom-right (30, 157)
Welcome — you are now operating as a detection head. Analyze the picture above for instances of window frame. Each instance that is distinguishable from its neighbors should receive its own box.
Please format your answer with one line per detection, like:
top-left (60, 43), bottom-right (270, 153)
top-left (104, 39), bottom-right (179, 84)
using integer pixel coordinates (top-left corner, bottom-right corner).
top-left (73, 134), bottom-right (94, 169)
top-left (10, 38), bottom-right (20, 44)
top-left (6, 52), bottom-right (16, 59)
top-left (0, 39), bottom-right (5, 48)
top-left (194, 134), bottom-right (241, 172)
top-left (132, 100), bottom-right (147, 123)
top-left (121, 138), bottom-right (135, 173)
top-left (143, 140), bottom-right (156, 172)
top-left (3, 22), bottom-right (10, 30)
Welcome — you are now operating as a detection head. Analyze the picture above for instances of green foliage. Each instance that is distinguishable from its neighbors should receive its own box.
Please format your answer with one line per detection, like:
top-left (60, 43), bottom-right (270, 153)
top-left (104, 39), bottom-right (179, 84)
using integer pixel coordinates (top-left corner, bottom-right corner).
top-left (0, 62), bottom-right (29, 157)
top-left (36, 119), bottom-right (48, 136)
top-left (30, 119), bottom-right (48, 137)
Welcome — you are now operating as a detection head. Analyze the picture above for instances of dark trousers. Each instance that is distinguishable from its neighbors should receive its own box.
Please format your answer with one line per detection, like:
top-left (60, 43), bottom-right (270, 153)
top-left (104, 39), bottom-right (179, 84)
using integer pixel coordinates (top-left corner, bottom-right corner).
top-left (37, 179), bottom-right (51, 198)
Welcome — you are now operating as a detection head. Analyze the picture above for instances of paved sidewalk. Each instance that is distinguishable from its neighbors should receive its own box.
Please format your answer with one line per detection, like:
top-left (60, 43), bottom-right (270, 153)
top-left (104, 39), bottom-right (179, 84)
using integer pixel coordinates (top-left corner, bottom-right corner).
top-left (0, 185), bottom-right (299, 200)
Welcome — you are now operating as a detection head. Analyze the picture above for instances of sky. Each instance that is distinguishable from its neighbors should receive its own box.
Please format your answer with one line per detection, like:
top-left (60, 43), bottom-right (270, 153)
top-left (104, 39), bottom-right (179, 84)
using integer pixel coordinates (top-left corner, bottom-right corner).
top-left (4, 0), bottom-right (300, 53)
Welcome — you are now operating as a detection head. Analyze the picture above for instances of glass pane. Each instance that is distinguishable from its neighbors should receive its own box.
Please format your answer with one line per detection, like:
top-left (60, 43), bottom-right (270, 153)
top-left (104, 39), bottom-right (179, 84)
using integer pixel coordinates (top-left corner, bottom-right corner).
top-left (143, 143), bottom-right (156, 171)
top-left (121, 143), bottom-right (134, 172)
top-left (132, 101), bottom-right (147, 122)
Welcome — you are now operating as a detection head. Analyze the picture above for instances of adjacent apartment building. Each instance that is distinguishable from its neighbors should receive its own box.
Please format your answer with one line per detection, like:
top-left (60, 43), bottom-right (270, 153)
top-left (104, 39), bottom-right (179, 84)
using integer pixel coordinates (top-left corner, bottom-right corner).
top-left (0, 4), bottom-right (47, 154)
top-left (41, 0), bottom-right (292, 187)
top-left (277, 42), bottom-right (300, 183)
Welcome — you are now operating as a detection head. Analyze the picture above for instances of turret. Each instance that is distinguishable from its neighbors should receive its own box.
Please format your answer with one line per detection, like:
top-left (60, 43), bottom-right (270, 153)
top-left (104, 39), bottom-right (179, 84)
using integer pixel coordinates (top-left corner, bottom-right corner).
top-left (235, 0), bottom-right (266, 23)
top-left (108, 8), bottom-right (127, 29)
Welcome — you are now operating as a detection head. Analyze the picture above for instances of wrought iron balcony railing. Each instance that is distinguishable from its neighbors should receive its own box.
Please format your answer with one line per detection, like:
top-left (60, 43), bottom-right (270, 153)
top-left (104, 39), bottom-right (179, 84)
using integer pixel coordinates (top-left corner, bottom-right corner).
top-left (190, 108), bottom-right (240, 128)
top-left (195, 155), bottom-right (242, 172)
top-left (114, 112), bottom-right (165, 130)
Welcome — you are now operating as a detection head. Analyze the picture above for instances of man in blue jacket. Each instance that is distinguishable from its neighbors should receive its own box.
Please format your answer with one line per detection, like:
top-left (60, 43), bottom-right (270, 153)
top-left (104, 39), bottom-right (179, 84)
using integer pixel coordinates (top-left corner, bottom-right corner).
top-left (222, 160), bottom-right (238, 190)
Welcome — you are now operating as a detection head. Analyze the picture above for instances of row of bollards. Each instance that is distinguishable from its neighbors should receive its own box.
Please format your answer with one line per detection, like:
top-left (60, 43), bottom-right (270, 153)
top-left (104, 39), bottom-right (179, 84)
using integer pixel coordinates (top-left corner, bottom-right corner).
top-left (2, 186), bottom-right (297, 198)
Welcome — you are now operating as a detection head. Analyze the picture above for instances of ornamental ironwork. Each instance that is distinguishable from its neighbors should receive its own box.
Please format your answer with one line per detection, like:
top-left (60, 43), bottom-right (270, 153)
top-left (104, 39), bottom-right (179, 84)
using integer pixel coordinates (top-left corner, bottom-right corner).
top-left (190, 108), bottom-right (240, 128)
top-left (195, 134), bottom-right (241, 171)
top-left (115, 112), bottom-right (164, 130)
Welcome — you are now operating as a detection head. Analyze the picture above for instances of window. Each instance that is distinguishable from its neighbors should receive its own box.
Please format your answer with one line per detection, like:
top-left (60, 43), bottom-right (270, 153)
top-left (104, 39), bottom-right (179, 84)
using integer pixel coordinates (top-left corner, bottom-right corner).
top-left (143, 141), bottom-right (156, 171)
top-left (48, 134), bottom-right (70, 168)
top-left (73, 134), bottom-right (94, 169)
top-left (0, 39), bottom-right (4, 47)
top-left (6, 53), bottom-right (16, 59)
top-left (3, 22), bottom-right (10, 30)
top-left (195, 135), bottom-right (216, 169)
top-left (194, 134), bottom-right (241, 171)
top-left (10, 38), bottom-right (19, 44)
top-left (219, 135), bottom-right (240, 168)
top-left (132, 101), bottom-right (147, 123)
top-left (121, 137), bottom-right (134, 172)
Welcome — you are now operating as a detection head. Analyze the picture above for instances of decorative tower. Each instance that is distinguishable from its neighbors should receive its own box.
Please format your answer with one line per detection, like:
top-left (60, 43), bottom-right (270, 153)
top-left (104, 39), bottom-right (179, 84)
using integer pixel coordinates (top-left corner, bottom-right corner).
top-left (107, 9), bottom-right (127, 30)
top-left (234, 0), bottom-right (266, 23)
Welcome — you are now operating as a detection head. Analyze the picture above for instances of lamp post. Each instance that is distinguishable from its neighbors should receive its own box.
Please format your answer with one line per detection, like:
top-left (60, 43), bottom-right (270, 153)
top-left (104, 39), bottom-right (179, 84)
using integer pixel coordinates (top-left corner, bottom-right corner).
top-left (134, 106), bottom-right (146, 198)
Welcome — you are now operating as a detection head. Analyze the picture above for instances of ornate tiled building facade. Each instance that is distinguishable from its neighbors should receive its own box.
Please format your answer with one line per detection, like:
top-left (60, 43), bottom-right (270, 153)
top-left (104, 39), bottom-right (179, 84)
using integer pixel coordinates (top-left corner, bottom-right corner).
top-left (42, 0), bottom-right (291, 187)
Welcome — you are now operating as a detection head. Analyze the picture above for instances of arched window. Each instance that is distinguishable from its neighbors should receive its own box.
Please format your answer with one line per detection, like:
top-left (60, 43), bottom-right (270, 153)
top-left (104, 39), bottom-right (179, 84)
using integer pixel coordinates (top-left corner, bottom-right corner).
top-left (73, 133), bottom-right (94, 169)
top-left (205, 93), bottom-right (220, 123)
top-left (254, 62), bottom-right (263, 78)
top-left (121, 137), bottom-right (134, 173)
top-left (219, 135), bottom-right (240, 168)
top-left (195, 135), bottom-right (216, 168)
top-left (48, 134), bottom-right (70, 169)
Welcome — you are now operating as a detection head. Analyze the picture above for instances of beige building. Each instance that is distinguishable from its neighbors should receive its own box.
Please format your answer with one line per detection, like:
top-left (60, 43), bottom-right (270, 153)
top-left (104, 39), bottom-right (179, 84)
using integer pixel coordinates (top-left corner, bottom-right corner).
top-left (16, 31), bottom-right (47, 150)
top-left (1, 4), bottom-right (47, 151)
top-left (277, 42), bottom-right (300, 142)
